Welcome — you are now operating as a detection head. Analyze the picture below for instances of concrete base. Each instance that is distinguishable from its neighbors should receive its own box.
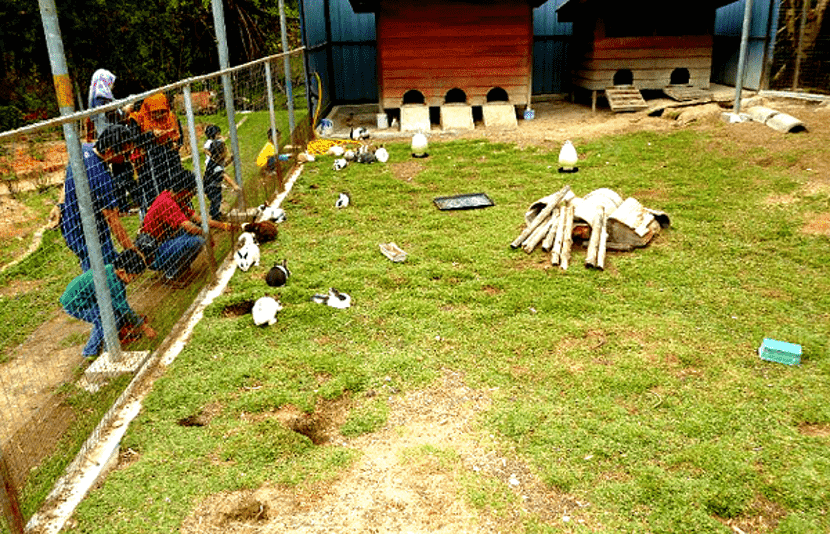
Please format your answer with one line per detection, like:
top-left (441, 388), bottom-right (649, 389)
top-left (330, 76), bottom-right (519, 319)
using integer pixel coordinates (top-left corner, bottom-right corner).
top-left (80, 350), bottom-right (150, 392)
top-left (400, 104), bottom-right (431, 132)
top-left (482, 102), bottom-right (518, 129)
top-left (440, 103), bottom-right (474, 131)
top-left (376, 113), bottom-right (389, 129)
top-left (721, 112), bottom-right (750, 124)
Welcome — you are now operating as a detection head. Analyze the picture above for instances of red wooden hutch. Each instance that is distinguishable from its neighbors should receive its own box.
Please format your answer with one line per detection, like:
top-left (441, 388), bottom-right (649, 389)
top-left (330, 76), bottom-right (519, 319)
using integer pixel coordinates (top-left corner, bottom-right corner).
top-left (349, 0), bottom-right (546, 111)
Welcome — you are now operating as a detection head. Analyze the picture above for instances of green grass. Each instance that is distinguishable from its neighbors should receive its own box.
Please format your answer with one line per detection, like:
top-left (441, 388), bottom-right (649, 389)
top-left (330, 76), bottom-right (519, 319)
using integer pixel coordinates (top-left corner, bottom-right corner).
top-left (59, 130), bottom-right (830, 532)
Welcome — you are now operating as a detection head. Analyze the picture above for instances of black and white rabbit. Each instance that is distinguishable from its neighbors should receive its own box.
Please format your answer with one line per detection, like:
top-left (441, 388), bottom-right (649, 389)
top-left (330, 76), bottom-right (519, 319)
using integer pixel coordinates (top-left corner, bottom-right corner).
top-left (311, 288), bottom-right (352, 309)
top-left (335, 192), bottom-right (350, 209)
top-left (235, 232), bottom-right (260, 272)
top-left (266, 259), bottom-right (290, 287)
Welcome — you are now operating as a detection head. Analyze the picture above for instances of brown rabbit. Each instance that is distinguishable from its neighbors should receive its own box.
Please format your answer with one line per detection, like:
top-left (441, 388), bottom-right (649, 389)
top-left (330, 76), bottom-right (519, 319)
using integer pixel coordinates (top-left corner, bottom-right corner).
top-left (242, 221), bottom-right (278, 244)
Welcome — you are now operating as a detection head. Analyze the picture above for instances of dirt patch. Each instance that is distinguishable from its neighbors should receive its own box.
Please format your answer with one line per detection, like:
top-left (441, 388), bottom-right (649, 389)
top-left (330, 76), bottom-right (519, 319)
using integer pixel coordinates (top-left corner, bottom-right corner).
top-left (801, 212), bottom-right (830, 236)
top-left (182, 370), bottom-right (589, 534)
top-left (389, 159), bottom-right (425, 182)
top-left (0, 311), bottom-right (88, 487)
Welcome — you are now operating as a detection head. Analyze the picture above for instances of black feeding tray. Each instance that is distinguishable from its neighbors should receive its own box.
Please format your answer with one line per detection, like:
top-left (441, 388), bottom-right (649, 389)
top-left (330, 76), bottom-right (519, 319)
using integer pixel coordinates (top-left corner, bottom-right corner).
top-left (433, 193), bottom-right (495, 211)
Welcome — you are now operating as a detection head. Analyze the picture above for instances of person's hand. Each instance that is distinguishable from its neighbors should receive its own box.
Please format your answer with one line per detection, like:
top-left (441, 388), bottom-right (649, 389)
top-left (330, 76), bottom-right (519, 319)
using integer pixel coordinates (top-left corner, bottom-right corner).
top-left (131, 247), bottom-right (147, 266)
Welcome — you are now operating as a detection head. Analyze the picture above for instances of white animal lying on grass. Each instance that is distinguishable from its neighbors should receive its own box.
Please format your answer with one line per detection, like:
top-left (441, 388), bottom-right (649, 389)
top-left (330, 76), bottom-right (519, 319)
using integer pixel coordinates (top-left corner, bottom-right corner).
top-left (311, 288), bottom-right (352, 309)
top-left (257, 204), bottom-right (286, 223)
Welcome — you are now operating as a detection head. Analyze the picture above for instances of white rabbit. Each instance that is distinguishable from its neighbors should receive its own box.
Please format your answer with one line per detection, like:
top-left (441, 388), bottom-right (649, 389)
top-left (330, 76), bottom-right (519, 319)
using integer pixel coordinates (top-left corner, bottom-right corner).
top-left (333, 158), bottom-right (348, 171)
top-left (252, 296), bottom-right (283, 326)
top-left (235, 232), bottom-right (260, 272)
top-left (375, 146), bottom-right (389, 163)
top-left (327, 145), bottom-right (345, 157)
top-left (344, 149), bottom-right (356, 161)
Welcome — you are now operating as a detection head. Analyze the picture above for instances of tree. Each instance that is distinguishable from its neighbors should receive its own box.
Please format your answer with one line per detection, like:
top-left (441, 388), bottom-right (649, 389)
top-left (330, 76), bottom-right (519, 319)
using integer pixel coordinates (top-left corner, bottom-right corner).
top-left (0, 0), bottom-right (302, 128)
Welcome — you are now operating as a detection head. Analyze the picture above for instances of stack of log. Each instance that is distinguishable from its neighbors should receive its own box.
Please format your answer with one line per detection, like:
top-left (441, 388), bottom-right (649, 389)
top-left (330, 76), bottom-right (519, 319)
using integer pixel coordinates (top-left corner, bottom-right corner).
top-left (511, 185), bottom-right (670, 271)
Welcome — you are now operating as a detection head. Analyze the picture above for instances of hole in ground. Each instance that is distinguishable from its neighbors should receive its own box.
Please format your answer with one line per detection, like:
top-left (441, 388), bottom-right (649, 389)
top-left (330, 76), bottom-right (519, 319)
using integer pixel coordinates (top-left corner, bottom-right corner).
top-left (223, 300), bottom-right (256, 317)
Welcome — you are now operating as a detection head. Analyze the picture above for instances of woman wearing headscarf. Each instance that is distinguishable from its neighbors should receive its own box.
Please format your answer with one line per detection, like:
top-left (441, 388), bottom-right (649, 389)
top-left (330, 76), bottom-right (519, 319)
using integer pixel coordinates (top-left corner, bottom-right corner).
top-left (88, 69), bottom-right (117, 137)
top-left (128, 94), bottom-right (186, 218)
top-left (129, 93), bottom-right (182, 149)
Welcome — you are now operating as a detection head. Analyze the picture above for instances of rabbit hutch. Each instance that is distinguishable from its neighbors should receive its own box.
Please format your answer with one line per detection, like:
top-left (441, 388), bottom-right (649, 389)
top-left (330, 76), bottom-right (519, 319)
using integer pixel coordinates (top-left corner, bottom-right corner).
top-left (348, 0), bottom-right (546, 131)
top-left (555, 0), bottom-right (736, 112)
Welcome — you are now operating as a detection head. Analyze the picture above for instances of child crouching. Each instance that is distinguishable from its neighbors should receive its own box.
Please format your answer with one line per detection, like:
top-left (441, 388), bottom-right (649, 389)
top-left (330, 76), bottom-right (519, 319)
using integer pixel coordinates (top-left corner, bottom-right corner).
top-left (60, 249), bottom-right (157, 359)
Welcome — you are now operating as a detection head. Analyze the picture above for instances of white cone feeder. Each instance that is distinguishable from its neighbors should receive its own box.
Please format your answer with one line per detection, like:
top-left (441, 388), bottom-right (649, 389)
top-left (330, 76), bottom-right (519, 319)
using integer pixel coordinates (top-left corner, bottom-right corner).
top-left (411, 133), bottom-right (429, 158)
top-left (558, 140), bottom-right (578, 173)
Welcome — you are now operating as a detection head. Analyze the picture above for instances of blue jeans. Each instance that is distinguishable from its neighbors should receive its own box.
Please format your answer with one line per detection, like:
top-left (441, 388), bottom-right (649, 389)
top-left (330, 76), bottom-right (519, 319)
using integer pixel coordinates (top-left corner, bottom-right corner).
top-left (64, 306), bottom-right (105, 357)
top-left (151, 231), bottom-right (204, 279)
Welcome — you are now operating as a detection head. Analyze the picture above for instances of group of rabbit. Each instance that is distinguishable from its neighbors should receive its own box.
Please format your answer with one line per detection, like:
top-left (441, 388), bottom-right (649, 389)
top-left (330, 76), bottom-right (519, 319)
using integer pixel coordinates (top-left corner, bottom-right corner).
top-left (232, 205), bottom-right (291, 326)
top-left (240, 204), bottom-right (351, 327)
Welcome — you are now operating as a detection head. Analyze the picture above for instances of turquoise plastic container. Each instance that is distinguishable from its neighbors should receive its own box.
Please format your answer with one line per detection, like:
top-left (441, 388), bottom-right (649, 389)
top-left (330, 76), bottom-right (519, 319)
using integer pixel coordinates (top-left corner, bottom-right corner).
top-left (758, 338), bottom-right (802, 365)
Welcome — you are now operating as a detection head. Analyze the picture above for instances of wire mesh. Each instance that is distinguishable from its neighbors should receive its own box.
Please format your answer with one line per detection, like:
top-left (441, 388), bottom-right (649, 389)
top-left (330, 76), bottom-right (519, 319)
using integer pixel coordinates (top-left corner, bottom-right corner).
top-left (0, 49), bottom-right (310, 531)
top-left (769, 0), bottom-right (830, 94)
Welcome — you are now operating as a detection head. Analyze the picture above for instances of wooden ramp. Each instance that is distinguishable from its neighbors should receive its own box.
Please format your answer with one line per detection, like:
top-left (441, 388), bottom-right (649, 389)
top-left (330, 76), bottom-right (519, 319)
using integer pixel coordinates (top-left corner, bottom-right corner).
top-left (605, 86), bottom-right (648, 113)
top-left (663, 85), bottom-right (714, 102)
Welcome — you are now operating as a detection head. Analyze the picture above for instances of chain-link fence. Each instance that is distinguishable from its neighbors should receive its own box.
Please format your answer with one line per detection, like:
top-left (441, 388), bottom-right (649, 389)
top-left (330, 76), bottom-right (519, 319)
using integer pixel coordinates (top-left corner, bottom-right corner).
top-left (0, 48), bottom-right (311, 533)
top-left (769, 0), bottom-right (830, 94)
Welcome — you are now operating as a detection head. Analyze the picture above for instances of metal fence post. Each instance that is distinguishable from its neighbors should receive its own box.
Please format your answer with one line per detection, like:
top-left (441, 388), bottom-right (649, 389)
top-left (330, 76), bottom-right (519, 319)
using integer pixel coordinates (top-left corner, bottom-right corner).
top-left (265, 61), bottom-right (279, 155)
top-left (210, 0), bottom-right (245, 204)
top-left (733, 0), bottom-right (754, 114)
top-left (38, 0), bottom-right (122, 361)
top-left (182, 85), bottom-right (218, 280)
top-left (279, 0), bottom-right (296, 137)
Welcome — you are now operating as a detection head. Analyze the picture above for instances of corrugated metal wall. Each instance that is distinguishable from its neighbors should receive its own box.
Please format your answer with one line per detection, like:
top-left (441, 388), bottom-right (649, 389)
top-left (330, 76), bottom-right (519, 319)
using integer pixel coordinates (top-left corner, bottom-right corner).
top-left (301, 0), bottom-right (378, 106)
top-left (300, 0), bottom-right (779, 104)
top-left (712, 0), bottom-right (780, 90)
top-left (533, 0), bottom-right (572, 94)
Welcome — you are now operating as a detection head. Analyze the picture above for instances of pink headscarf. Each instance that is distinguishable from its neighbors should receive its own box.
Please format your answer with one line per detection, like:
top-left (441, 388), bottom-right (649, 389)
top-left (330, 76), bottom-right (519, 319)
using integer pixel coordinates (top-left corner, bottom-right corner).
top-left (88, 69), bottom-right (116, 109)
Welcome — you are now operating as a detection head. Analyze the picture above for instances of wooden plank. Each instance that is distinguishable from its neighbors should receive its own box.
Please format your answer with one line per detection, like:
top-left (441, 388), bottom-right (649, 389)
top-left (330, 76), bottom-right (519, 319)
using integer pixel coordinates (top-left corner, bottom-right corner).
top-left (605, 87), bottom-right (648, 112)
top-left (382, 44), bottom-right (530, 59)
top-left (592, 35), bottom-right (713, 51)
top-left (381, 56), bottom-right (529, 71)
top-left (662, 86), bottom-right (714, 101)
top-left (380, 25), bottom-right (530, 39)
top-left (575, 58), bottom-right (712, 71)
top-left (588, 48), bottom-right (711, 61)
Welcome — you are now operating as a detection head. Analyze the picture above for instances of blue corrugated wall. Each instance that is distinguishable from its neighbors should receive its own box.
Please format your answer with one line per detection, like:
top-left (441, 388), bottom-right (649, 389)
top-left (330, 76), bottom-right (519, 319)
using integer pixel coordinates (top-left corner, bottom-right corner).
top-left (300, 0), bottom-right (778, 104)
top-left (712, 0), bottom-right (780, 90)
top-left (533, 0), bottom-right (573, 94)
